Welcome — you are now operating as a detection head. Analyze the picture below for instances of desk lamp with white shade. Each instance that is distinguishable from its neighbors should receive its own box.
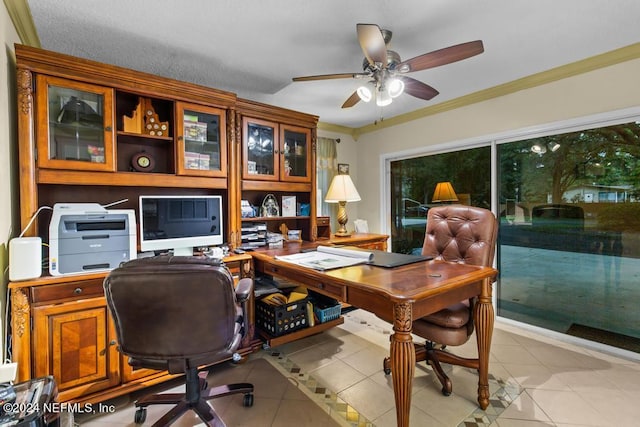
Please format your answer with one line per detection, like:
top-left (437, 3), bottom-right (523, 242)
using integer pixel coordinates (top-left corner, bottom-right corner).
top-left (325, 174), bottom-right (361, 237)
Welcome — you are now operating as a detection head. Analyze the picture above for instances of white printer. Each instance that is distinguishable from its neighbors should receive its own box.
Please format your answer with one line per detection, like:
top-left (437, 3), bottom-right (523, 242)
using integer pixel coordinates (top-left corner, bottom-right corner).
top-left (49, 203), bottom-right (137, 276)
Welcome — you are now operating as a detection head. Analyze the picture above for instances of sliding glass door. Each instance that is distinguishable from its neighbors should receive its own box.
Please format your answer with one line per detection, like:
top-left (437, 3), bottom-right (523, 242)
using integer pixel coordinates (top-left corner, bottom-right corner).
top-left (497, 121), bottom-right (640, 351)
top-left (388, 117), bottom-right (640, 353)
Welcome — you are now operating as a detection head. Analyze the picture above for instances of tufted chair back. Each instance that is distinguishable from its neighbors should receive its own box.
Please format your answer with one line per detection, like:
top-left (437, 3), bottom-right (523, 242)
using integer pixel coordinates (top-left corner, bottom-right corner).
top-left (422, 205), bottom-right (497, 268)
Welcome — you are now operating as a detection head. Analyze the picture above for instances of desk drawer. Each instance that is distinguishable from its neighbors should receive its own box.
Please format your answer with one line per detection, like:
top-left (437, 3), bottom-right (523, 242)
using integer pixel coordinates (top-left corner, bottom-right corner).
top-left (260, 263), bottom-right (345, 301)
top-left (309, 281), bottom-right (345, 301)
top-left (317, 216), bottom-right (330, 226)
top-left (31, 278), bottom-right (105, 304)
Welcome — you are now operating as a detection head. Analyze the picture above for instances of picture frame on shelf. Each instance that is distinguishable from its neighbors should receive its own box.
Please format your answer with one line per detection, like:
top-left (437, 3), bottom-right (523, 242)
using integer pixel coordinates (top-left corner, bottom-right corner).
top-left (338, 163), bottom-right (349, 175)
top-left (282, 195), bottom-right (296, 217)
top-left (261, 194), bottom-right (279, 217)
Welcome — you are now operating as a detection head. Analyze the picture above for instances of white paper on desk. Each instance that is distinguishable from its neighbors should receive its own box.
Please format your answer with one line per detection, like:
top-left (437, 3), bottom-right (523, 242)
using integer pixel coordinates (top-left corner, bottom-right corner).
top-left (316, 245), bottom-right (373, 260)
top-left (276, 246), bottom-right (373, 271)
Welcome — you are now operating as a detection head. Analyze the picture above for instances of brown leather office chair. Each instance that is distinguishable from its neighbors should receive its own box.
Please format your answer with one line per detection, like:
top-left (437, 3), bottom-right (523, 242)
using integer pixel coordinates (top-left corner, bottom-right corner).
top-left (104, 256), bottom-right (254, 426)
top-left (384, 205), bottom-right (497, 396)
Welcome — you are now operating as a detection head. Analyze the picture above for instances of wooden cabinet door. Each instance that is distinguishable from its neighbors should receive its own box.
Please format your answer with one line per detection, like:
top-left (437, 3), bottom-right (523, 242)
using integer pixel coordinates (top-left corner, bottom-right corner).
top-left (242, 117), bottom-right (279, 181)
top-left (175, 102), bottom-right (228, 177)
top-left (120, 358), bottom-right (161, 383)
top-left (280, 125), bottom-right (311, 183)
top-left (32, 297), bottom-right (120, 401)
top-left (35, 75), bottom-right (115, 171)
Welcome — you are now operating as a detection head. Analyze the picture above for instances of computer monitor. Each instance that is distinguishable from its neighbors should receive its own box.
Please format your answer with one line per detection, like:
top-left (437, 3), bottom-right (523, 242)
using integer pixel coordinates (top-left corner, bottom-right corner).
top-left (139, 195), bottom-right (224, 256)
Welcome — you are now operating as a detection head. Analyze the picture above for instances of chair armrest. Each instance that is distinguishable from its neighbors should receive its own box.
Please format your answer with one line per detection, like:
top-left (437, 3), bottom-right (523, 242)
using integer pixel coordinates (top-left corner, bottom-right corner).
top-left (235, 278), bottom-right (253, 303)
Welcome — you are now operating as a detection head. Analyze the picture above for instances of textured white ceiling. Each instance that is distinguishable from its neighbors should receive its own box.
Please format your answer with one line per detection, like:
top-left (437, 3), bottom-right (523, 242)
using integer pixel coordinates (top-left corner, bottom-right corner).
top-left (26, 0), bottom-right (640, 128)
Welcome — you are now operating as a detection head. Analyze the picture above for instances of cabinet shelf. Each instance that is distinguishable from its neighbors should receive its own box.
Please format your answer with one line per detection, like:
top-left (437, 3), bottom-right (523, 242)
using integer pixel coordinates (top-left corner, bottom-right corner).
top-left (242, 180), bottom-right (311, 192)
top-left (38, 168), bottom-right (228, 189)
top-left (242, 216), bottom-right (310, 222)
top-left (117, 131), bottom-right (173, 141)
top-left (257, 316), bottom-right (344, 348)
top-left (184, 138), bottom-right (218, 145)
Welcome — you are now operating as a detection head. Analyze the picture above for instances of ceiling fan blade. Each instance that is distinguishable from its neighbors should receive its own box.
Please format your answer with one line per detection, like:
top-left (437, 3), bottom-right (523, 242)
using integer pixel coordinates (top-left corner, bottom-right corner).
top-left (398, 76), bottom-right (439, 100)
top-left (396, 40), bottom-right (484, 73)
top-left (357, 23), bottom-right (387, 66)
top-left (292, 73), bottom-right (368, 82)
top-left (341, 91), bottom-right (361, 108)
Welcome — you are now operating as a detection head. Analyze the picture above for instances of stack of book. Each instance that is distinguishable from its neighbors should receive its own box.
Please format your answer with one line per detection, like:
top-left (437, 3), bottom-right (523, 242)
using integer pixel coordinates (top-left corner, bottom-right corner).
top-left (240, 222), bottom-right (267, 248)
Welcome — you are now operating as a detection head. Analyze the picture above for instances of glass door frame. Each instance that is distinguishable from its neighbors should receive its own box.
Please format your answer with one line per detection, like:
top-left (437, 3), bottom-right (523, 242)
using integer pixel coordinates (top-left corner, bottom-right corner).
top-left (35, 75), bottom-right (115, 171)
top-left (175, 101), bottom-right (228, 177)
top-left (279, 124), bottom-right (311, 183)
top-left (242, 117), bottom-right (279, 181)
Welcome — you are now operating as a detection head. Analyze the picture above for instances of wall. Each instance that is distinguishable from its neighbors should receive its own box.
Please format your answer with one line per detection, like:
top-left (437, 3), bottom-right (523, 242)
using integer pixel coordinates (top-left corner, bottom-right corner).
top-left (353, 58), bottom-right (640, 234)
top-left (1, 2), bottom-right (21, 361)
top-left (316, 129), bottom-right (360, 232)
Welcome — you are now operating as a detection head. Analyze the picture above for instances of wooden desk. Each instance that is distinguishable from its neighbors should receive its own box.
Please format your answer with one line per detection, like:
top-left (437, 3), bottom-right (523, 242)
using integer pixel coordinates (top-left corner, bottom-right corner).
top-left (251, 243), bottom-right (497, 427)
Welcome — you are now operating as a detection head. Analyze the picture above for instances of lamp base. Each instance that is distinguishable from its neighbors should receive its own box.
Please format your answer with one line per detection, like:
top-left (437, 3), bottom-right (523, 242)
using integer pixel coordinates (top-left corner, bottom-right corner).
top-left (334, 201), bottom-right (351, 237)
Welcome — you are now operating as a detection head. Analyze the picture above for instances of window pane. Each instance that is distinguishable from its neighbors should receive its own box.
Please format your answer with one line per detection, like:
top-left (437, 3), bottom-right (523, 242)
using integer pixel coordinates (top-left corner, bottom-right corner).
top-left (390, 146), bottom-right (491, 254)
top-left (497, 121), bottom-right (640, 351)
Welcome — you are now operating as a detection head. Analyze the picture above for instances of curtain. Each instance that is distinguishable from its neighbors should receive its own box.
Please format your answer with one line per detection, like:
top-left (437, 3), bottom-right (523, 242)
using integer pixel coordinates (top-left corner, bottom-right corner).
top-left (316, 137), bottom-right (338, 228)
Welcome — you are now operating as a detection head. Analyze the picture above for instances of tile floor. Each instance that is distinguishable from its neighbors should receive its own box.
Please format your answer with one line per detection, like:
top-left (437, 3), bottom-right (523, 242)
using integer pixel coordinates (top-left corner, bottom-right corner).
top-left (77, 309), bottom-right (640, 427)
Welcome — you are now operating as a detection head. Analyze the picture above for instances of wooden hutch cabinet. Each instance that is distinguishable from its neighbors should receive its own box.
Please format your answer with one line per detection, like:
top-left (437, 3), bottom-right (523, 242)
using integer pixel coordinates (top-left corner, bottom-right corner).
top-left (236, 99), bottom-right (319, 245)
top-left (10, 44), bottom-right (264, 404)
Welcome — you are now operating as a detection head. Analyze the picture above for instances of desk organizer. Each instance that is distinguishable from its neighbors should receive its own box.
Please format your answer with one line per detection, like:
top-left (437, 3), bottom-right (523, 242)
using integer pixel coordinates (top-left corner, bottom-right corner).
top-left (309, 291), bottom-right (341, 323)
top-left (256, 296), bottom-right (309, 336)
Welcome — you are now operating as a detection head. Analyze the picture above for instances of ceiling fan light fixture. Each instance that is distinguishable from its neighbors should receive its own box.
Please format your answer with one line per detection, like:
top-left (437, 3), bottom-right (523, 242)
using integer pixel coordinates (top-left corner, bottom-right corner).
top-left (292, 24), bottom-right (485, 112)
top-left (376, 87), bottom-right (392, 106)
top-left (387, 78), bottom-right (405, 98)
top-left (356, 86), bottom-right (372, 102)
top-left (531, 144), bottom-right (546, 154)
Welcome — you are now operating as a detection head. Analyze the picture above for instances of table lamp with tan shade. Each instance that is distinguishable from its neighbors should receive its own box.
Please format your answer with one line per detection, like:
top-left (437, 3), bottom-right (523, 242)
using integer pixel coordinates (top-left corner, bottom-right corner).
top-left (325, 174), bottom-right (361, 237)
top-left (432, 181), bottom-right (459, 203)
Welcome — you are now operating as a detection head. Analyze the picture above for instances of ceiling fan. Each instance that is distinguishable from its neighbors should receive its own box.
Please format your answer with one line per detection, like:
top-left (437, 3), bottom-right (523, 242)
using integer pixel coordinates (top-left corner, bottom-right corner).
top-left (292, 23), bottom-right (484, 108)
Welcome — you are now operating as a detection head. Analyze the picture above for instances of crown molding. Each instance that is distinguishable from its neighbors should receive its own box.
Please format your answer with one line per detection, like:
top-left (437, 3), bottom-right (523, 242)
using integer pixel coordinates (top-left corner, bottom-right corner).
top-left (4, 0), bottom-right (40, 47)
top-left (317, 122), bottom-right (356, 136)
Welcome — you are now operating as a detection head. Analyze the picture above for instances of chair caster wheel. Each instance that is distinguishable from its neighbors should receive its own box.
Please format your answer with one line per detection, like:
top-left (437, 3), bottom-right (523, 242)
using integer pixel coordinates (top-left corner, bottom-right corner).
top-left (134, 407), bottom-right (147, 424)
top-left (243, 393), bottom-right (254, 407)
top-left (383, 357), bottom-right (391, 375)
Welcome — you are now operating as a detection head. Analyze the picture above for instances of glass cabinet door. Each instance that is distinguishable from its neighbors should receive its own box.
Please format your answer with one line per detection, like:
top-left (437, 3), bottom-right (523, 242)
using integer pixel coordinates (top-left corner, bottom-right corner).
top-left (243, 117), bottom-right (279, 180)
top-left (36, 75), bottom-right (115, 171)
top-left (280, 125), bottom-right (311, 182)
top-left (176, 102), bottom-right (227, 177)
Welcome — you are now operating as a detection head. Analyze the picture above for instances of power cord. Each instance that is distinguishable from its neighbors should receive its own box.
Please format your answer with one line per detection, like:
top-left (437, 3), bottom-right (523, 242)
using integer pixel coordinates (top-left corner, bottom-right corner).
top-left (18, 206), bottom-right (53, 238)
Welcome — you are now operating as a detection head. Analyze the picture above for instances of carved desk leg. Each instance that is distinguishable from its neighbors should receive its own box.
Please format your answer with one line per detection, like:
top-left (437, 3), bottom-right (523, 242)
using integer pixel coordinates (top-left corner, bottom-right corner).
top-left (390, 302), bottom-right (414, 427)
top-left (240, 258), bottom-right (255, 347)
top-left (475, 277), bottom-right (494, 410)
